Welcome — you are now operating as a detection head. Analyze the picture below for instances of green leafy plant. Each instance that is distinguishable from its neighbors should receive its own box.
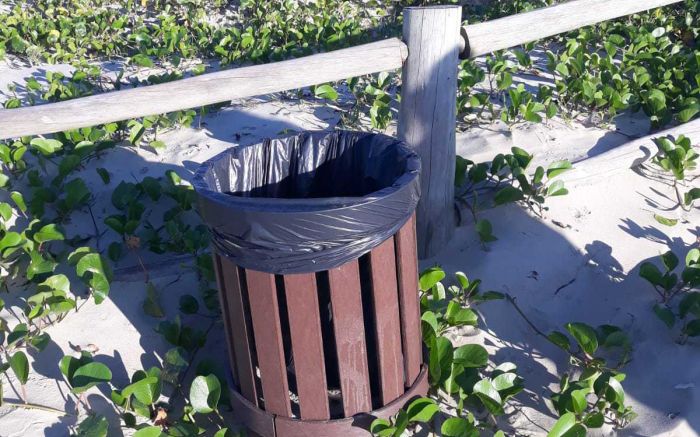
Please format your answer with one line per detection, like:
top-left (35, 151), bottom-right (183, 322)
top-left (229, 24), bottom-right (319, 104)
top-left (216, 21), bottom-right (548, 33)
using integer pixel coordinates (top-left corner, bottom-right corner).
top-left (651, 135), bottom-right (699, 214)
top-left (456, 147), bottom-right (573, 246)
top-left (640, 248), bottom-right (700, 342)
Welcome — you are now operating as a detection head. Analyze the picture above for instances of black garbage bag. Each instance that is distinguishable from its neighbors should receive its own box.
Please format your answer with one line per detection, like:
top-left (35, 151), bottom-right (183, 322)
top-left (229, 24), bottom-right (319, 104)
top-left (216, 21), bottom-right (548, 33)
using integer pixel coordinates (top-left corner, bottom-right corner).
top-left (192, 130), bottom-right (420, 274)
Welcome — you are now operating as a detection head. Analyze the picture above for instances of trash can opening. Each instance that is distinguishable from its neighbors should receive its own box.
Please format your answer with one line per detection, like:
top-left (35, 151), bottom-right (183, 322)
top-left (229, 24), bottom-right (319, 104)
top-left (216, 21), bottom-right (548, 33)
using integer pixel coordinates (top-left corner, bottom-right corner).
top-left (198, 130), bottom-right (418, 199)
top-left (193, 130), bottom-right (420, 274)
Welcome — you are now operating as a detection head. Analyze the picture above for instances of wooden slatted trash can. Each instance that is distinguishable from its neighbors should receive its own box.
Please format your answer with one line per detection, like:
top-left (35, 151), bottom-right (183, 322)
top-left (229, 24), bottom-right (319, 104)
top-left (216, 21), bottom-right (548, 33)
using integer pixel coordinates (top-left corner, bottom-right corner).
top-left (193, 130), bottom-right (428, 436)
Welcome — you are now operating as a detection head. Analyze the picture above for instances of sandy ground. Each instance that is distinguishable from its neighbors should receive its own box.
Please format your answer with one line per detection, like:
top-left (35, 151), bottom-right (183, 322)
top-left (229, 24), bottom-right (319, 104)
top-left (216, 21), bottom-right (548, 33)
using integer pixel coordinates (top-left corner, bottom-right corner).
top-left (0, 58), bottom-right (699, 437)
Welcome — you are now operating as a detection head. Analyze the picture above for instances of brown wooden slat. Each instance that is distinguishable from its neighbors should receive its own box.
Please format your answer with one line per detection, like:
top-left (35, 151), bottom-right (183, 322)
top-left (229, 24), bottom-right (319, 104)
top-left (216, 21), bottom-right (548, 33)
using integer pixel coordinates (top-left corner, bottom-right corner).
top-left (246, 269), bottom-right (293, 417)
top-left (284, 273), bottom-right (330, 420)
top-left (217, 255), bottom-right (259, 404)
top-left (368, 238), bottom-right (405, 405)
top-left (328, 260), bottom-right (372, 416)
top-left (274, 365), bottom-right (429, 437)
top-left (395, 215), bottom-right (423, 386)
top-left (212, 254), bottom-right (240, 384)
top-left (229, 387), bottom-right (275, 437)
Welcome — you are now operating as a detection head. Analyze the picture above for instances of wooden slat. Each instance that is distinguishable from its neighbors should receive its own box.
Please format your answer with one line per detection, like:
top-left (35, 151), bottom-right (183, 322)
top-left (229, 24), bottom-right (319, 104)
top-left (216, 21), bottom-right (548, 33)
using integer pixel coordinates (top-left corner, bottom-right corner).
top-left (229, 388), bottom-right (276, 437)
top-left (283, 273), bottom-right (330, 420)
top-left (217, 255), bottom-right (258, 405)
top-left (463, 0), bottom-right (684, 58)
top-left (246, 270), bottom-right (292, 417)
top-left (368, 239), bottom-right (404, 405)
top-left (0, 38), bottom-right (407, 140)
top-left (273, 365), bottom-right (429, 437)
top-left (212, 254), bottom-right (240, 384)
top-left (395, 216), bottom-right (423, 386)
top-left (328, 261), bottom-right (372, 416)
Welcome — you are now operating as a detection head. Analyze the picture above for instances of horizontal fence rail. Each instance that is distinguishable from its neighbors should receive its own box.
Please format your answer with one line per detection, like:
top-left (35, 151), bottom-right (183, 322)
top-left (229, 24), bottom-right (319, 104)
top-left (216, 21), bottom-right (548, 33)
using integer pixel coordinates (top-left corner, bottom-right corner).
top-left (462, 0), bottom-right (685, 58)
top-left (560, 118), bottom-right (700, 187)
top-left (0, 0), bottom-right (688, 141)
top-left (0, 38), bottom-right (407, 140)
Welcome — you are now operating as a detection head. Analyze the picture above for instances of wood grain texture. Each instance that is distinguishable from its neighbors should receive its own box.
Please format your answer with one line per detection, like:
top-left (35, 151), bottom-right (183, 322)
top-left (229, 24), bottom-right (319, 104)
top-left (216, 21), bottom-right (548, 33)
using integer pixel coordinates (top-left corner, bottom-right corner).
top-left (283, 273), bottom-right (330, 421)
top-left (212, 254), bottom-right (240, 384)
top-left (0, 38), bottom-right (407, 140)
top-left (394, 216), bottom-right (423, 387)
top-left (463, 0), bottom-right (684, 58)
top-left (367, 238), bottom-right (404, 405)
top-left (245, 269), bottom-right (292, 417)
top-left (217, 256), bottom-right (259, 405)
top-left (559, 118), bottom-right (700, 187)
top-left (398, 6), bottom-right (462, 258)
top-left (327, 260), bottom-right (372, 416)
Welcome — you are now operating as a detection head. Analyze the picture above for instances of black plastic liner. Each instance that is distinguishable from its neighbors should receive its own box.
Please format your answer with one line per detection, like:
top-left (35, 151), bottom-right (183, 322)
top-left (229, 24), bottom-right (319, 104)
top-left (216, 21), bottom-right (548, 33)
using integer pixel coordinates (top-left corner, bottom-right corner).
top-left (193, 130), bottom-right (421, 274)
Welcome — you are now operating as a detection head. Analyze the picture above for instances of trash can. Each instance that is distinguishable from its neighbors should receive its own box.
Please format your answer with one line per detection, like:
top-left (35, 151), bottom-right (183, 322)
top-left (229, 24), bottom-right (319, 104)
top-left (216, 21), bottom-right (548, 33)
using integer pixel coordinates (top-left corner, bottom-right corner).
top-left (193, 130), bottom-right (428, 436)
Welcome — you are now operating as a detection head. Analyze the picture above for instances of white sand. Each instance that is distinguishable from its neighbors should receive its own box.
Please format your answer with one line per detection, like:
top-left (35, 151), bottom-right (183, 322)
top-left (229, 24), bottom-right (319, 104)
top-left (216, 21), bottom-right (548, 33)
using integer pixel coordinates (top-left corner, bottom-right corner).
top-left (0, 58), bottom-right (698, 437)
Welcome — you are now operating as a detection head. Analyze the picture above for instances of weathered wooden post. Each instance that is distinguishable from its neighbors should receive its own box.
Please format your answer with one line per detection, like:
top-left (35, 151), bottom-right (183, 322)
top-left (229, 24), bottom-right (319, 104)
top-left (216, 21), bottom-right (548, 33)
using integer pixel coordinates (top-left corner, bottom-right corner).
top-left (398, 5), bottom-right (462, 258)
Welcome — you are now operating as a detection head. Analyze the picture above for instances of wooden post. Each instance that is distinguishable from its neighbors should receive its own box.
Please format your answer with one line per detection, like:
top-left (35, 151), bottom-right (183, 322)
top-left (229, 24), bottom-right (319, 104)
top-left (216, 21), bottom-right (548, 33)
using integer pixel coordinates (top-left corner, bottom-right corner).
top-left (398, 6), bottom-right (462, 258)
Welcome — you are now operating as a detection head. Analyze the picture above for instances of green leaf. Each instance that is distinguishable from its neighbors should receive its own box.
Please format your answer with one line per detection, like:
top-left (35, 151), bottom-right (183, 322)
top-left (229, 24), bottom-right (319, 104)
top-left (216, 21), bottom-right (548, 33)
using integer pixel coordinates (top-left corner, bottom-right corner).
top-left (428, 336), bottom-right (453, 385)
top-left (639, 262), bottom-right (663, 286)
top-left (679, 293), bottom-right (700, 319)
top-left (606, 375), bottom-right (625, 405)
top-left (96, 168), bottom-right (110, 185)
top-left (133, 427), bottom-right (166, 437)
top-left (314, 84), bottom-right (338, 101)
top-left (75, 414), bottom-right (109, 437)
top-left (30, 138), bottom-right (63, 155)
top-left (10, 351), bottom-right (29, 385)
top-left (143, 283), bottom-right (164, 318)
top-left (445, 301), bottom-right (478, 327)
top-left (547, 331), bottom-right (571, 351)
top-left (421, 311), bottom-right (439, 338)
top-left (189, 374), bottom-right (222, 414)
top-left (547, 180), bottom-right (569, 197)
top-left (71, 362), bottom-right (112, 393)
top-left (33, 223), bottom-right (65, 243)
top-left (570, 389), bottom-right (588, 415)
top-left (565, 322), bottom-right (598, 355)
top-left (682, 187), bottom-right (699, 206)
top-left (123, 373), bottom-right (161, 405)
top-left (441, 417), bottom-right (477, 437)
top-left (60, 355), bottom-right (83, 381)
top-left (492, 372), bottom-right (517, 391)
top-left (683, 319), bottom-right (700, 337)
top-left (584, 412), bottom-right (604, 428)
top-left (369, 418), bottom-right (394, 437)
top-left (653, 304), bottom-right (675, 328)
top-left (473, 378), bottom-right (503, 414)
top-left (406, 397), bottom-right (439, 423)
top-left (131, 53), bottom-right (154, 67)
top-left (654, 214), bottom-right (678, 227)
top-left (76, 252), bottom-right (112, 303)
top-left (179, 295), bottom-right (200, 314)
top-left (453, 344), bottom-right (488, 368)
top-left (661, 251), bottom-right (679, 271)
top-left (419, 267), bottom-right (445, 291)
top-left (10, 191), bottom-right (26, 213)
top-left (494, 186), bottom-right (524, 205)
top-left (548, 412), bottom-right (584, 437)
top-left (546, 161), bottom-right (573, 178)
top-left (475, 219), bottom-right (497, 243)
top-left (651, 27), bottom-right (666, 38)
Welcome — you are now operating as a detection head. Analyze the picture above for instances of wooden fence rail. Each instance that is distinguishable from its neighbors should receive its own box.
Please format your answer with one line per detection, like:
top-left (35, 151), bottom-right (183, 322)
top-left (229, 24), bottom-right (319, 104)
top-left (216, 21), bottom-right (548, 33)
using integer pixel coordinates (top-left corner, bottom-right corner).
top-left (0, 38), bottom-right (407, 139)
top-left (462, 0), bottom-right (684, 58)
top-left (0, 0), bottom-right (689, 257)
